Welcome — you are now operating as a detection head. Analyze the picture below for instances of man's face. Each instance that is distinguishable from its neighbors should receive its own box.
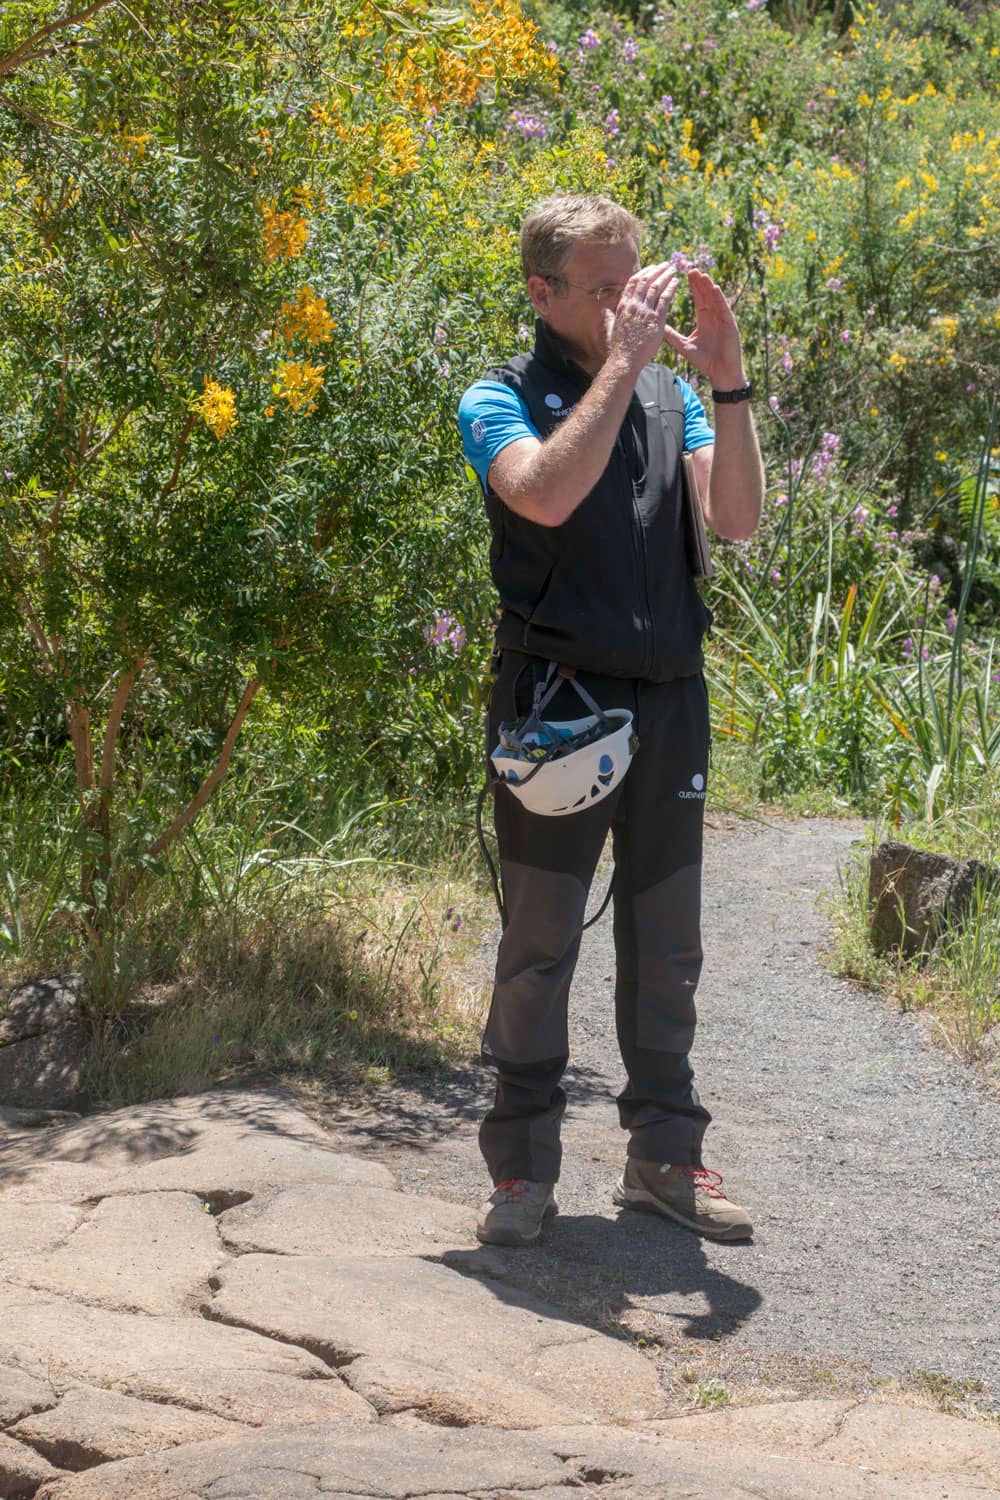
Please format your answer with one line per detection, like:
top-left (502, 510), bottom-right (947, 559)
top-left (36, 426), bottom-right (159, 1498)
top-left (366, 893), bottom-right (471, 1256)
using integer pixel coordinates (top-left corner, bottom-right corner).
top-left (527, 237), bottom-right (641, 374)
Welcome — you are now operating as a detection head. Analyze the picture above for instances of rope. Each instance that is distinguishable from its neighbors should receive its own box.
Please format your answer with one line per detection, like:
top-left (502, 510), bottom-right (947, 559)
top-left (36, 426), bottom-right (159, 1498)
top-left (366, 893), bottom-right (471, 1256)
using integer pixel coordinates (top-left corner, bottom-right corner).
top-left (476, 775), bottom-right (615, 935)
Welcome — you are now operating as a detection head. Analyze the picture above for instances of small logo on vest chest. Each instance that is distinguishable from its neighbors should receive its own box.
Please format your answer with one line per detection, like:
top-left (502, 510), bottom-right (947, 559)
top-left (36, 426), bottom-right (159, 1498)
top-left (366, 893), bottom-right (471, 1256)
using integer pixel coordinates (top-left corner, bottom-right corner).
top-left (544, 392), bottom-right (576, 420)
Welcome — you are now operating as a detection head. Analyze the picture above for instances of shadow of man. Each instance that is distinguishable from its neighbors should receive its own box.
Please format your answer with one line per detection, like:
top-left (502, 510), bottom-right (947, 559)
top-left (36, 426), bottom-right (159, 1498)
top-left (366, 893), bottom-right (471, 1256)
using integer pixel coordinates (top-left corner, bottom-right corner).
top-left (441, 1208), bottom-right (762, 1346)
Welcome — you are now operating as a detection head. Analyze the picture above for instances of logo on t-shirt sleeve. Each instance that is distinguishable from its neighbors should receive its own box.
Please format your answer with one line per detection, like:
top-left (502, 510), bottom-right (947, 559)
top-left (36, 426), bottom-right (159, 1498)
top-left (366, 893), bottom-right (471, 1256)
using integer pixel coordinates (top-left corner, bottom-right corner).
top-left (471, 418), bottom-right (487, 444)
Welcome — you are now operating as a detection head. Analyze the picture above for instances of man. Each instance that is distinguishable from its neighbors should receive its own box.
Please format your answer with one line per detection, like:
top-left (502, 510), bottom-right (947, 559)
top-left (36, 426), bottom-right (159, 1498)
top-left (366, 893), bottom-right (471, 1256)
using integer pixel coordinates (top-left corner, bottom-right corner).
top-left (458, 194), bottom-right (764, 1248)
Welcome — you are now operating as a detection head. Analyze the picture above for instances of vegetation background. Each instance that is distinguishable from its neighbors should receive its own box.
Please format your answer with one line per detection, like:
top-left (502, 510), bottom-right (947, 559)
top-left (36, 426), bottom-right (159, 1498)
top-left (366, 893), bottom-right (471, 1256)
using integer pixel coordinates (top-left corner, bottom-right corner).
top-left (1, 0), bottom-right (997, 1101)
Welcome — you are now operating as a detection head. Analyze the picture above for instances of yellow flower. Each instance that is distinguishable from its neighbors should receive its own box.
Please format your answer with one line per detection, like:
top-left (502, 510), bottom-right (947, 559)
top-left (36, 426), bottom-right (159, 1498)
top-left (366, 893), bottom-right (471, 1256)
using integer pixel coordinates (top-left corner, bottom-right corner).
top-left (932, 315), bottom-right (959, 344)
top-left (194, 376), bottom-right (238, 440)
top-left (888, 350), bottom-right (907, 373)
top-left (383, 118), bottom-right (421, 177)
top-left (273, 358), bottom-right (325, 414)
top-left (260, 200), bottom-right (310, 263)
top-left (279, 286), bottom-right (334, 345)
top-left (348, 175), bottom-right (375, 208)
top-left (857, 91), bottom-right (874, 108)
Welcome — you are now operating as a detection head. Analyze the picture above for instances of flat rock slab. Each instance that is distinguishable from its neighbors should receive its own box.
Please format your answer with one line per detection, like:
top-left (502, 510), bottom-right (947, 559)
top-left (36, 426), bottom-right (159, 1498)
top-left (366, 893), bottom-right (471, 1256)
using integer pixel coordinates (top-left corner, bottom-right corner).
top-left (10, 1385), bottom-right (244, 1470)
top-left (650, 1398), bottom-right (1000, 1487)
top-left (0, 1285), bottom-right (374, 1427)
top-left (0, 1089), bottom-right (396, 1204)
top-left (0, 1203), bottom-right (81, 1260)
top-left (219, 1184), bottom-right (477, 1258)
top-left (30, 1418), bottom-right (1000, 1500)
top-left (3, 1194), bottom-right (224, 1314)
top-left (2, 1193), bottom-right (223, 1315)
top-left (209, 1253), bottom-right (665, 1427)
top-left (0, 1363), bottom-right (55, 1425)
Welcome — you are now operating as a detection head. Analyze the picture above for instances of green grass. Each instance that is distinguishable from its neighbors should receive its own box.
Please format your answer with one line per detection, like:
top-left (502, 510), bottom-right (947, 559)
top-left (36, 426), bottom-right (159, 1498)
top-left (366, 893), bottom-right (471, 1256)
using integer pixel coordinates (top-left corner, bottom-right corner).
top-left (1, 748), bottom-right (492, 1109)
top-left (825, 784), bottom-right (1000, 1063)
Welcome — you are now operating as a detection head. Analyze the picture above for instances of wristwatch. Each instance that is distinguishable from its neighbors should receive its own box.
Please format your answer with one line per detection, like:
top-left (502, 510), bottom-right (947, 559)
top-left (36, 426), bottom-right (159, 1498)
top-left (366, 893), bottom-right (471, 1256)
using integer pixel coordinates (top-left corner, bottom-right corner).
top-left (710, 382), bottom-right (753, 404)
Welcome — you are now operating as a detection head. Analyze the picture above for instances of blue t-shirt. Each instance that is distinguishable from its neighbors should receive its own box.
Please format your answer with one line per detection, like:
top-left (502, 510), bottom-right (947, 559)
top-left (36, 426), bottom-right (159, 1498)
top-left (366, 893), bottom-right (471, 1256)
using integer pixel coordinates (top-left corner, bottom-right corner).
top-left (459, 374), bottom-right (714, 486)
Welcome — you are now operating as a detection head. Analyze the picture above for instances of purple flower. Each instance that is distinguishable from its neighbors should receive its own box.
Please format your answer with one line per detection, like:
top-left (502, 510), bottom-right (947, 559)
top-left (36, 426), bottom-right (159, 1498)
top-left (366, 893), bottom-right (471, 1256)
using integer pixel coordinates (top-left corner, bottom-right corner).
top-left (604, 108), bottom-right (621, 137)
top-left (681, 40), bottom-right (692, 51)
top-left (887, 502), bottom-right (899, 518)
top-left (438, 359), bottom-right (451, 379)
top-left (929, 573), bottom-right (941, 591)
top-left (810, 431), bottom-right (841, 481)
top-left (424, 612), bottom-right (466, 649)
top-left (518, 322), bottom-right (530, 342)
top-left (826, 276), bottom-right (843, 292)
top-left (965, 383), bottom-right (977, 394)
top-left (840, 330), bottom-right (853, 344)
top-left (763, 223), bottom-right (782, 252)
top-left (670, 249), bottom-right (689, 272)
top-left (774, 491), bottom-right (788, 506)
top-left (853, 504), bottom-right (869, 529)
top-left (946, 609), bottom-right (958, 634)
top-left (902, 636), bottom-right (914, 660)
top-left (695, 244), bottom-right (715, 269)
top-left (768, 395), bottom-right (781, 414)
top-left (434, 324), bottom-right (447, 345)
top-left (771, 567), bottom-right (782, 583)
top-left (511, 109), bottom-right (547, 139)
top-left (781, 351), bottom-right (794, 373)
top-left (747, 0), bottom-right (764, 9)
top-left (702, 37), bottom-right (718, 48)
top-left (623, 35), bottom-right (639, 61)
top-left (660, 94), bottom-right (674, 116)
top-left (580, 27), bottom-right (600, 49)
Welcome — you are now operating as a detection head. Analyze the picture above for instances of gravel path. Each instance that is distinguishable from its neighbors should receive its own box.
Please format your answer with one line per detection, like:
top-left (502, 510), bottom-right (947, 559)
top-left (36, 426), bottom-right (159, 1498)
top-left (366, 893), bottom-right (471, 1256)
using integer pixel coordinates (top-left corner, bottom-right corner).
top-left (306, 816), bottom-right (1000, 1409)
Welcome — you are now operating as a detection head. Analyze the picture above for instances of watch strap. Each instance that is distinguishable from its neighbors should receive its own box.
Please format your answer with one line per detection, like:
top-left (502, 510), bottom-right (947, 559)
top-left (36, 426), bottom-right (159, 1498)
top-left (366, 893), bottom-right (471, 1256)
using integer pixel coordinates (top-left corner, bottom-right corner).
top-left (711, 382), bottom-right (753, 404)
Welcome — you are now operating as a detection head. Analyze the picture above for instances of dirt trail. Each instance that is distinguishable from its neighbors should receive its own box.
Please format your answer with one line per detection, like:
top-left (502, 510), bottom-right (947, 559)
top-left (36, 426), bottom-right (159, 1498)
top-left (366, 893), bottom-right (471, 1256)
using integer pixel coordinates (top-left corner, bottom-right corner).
top-left (307, 816), bottom-right (1000, 1409)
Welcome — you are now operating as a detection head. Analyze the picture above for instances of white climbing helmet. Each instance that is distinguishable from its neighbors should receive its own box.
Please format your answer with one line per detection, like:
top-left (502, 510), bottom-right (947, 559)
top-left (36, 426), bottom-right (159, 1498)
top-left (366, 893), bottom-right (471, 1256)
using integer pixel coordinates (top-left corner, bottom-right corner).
top-left (490, 662), bottom-right (637, 817)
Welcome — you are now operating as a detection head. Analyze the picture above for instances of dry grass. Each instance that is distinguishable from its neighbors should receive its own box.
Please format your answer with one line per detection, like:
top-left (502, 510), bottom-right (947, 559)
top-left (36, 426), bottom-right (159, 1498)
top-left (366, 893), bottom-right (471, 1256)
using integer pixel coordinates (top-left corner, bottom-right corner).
top-left (82, 862), bottom-right (492, 1108)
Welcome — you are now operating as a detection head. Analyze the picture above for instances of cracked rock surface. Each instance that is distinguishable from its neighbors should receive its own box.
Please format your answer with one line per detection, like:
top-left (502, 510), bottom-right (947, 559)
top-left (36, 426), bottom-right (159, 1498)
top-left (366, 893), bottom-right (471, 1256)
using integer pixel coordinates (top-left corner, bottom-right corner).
top-left (27, 1418), bottom-right (1000, 1499)
top-left (2, 820), bottom-right (999, 1498)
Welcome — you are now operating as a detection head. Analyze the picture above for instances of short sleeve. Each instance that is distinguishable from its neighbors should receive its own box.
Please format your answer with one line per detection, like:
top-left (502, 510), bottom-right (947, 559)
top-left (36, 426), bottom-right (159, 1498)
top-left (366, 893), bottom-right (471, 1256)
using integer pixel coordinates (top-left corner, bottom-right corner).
top-left (676, 376), bottom-right (715, 452)
top-left (458, 380), bottom-right (541, 485)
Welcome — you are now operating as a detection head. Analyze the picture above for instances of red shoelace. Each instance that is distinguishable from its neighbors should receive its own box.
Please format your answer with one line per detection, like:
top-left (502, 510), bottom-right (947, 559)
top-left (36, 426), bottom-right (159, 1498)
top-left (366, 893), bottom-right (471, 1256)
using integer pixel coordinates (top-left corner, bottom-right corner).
top-left (673, 1165), bottom-right (726, 1198)
top-left (494, 1178), bottom-right (529, 1200)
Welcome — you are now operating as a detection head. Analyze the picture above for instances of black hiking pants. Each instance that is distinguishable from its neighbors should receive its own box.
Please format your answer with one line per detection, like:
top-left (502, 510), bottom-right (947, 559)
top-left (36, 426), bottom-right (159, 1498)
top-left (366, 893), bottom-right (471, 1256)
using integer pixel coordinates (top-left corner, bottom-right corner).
top-left (480, 650), bottom-right (713, 1185)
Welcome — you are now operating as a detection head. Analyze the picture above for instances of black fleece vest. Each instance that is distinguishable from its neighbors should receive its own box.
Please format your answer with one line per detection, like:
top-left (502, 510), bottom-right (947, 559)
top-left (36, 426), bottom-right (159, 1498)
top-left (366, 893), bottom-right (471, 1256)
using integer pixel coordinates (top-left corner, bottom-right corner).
top-left (481, 319), bottom-right (712, 683)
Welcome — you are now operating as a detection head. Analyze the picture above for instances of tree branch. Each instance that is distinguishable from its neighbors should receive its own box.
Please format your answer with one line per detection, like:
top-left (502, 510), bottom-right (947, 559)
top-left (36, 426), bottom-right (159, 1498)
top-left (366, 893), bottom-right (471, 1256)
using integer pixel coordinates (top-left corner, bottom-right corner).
top-left (117, 675), bottom-right (263, 909)
top-left (68, 697), bottom-right (95, 800)
top-left (100, 655), bottom-right (144, 798)
top-left (154, 413), bottom-right (197, 522)
top-left (0, 2), bottom-right (118, 79)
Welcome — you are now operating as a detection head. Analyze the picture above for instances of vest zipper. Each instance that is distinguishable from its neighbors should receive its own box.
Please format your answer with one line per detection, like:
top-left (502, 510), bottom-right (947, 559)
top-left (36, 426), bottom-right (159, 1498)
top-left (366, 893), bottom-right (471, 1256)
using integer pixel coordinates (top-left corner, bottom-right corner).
top-left (618, 416), bottom-right (654, 679)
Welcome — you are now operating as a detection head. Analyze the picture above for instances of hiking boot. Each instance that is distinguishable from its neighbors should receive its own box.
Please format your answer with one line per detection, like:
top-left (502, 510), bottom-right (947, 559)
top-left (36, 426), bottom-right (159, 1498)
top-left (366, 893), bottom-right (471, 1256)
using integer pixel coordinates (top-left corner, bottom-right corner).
top-left (613, 1161), bottom-right (753, 1242)
top-left (477, 1178), bottom-right (557, 1246)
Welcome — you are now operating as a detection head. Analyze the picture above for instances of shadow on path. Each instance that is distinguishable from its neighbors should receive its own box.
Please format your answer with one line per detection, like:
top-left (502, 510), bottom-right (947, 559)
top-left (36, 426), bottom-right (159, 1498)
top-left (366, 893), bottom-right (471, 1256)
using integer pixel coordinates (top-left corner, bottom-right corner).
top-left (442, 1209), bottom-right (763, 1347)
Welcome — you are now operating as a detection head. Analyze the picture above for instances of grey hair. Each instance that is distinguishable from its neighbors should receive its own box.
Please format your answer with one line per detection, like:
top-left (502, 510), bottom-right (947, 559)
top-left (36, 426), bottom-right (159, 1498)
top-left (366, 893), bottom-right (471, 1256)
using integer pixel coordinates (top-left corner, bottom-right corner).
top-left (520, 194), bottom-right (644, 282)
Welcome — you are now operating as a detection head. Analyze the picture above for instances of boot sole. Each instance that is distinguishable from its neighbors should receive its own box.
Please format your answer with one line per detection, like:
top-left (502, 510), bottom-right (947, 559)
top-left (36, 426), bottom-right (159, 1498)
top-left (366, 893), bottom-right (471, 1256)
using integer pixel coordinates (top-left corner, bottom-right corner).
top-left (476, 1201), bottom-right (558, 1247)
top-left (612, 1181), bottom-right (752, 1242)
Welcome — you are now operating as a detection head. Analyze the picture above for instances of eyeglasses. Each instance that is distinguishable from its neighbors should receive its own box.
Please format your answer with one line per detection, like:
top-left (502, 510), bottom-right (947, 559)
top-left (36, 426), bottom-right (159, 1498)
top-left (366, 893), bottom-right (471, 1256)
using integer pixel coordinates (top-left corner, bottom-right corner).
top-left (545, 276), bottom-right (631, 306)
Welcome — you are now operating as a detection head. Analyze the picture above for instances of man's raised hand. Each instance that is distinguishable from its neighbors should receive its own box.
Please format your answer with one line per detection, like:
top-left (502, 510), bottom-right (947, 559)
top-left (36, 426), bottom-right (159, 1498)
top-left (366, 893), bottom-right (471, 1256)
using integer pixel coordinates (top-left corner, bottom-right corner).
top-left (608, 262), bottom-right (679, 370)
top-left (661, 268), bottom-right (747, 391)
